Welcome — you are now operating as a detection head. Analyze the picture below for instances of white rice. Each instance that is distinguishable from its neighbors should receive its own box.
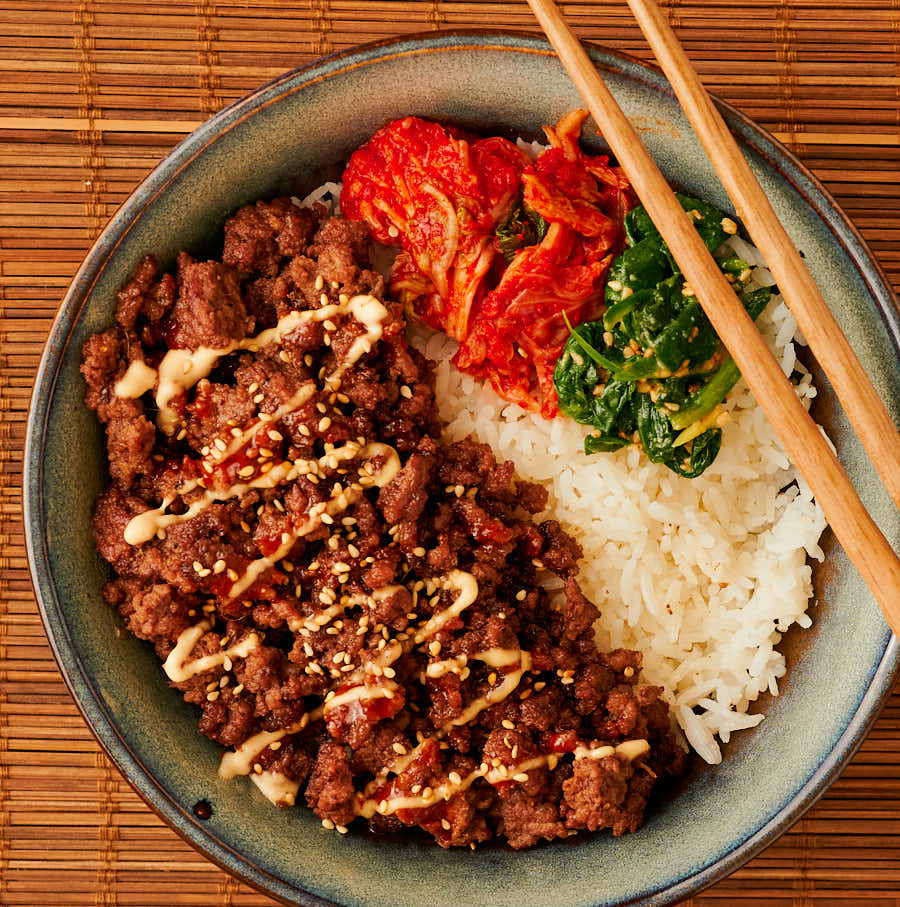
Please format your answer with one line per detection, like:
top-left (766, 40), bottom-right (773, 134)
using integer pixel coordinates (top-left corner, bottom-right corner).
top-left (303, 169), bottom-right (828, 765)
top-left (408, 240), bottom-right (827, 765)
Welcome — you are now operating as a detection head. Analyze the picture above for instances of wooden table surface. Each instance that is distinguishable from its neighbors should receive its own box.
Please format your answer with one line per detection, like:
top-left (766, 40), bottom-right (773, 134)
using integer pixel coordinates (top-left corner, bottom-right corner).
top-left (1, 2), bottom-right (898, 905)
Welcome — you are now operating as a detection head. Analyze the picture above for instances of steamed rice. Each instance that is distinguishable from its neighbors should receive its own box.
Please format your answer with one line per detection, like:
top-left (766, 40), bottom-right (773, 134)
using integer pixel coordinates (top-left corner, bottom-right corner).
top-left (298, 178), bottom-right (829, 766)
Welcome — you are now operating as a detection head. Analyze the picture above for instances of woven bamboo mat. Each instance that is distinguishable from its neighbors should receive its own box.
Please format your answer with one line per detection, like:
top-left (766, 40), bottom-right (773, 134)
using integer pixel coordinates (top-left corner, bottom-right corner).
top-left (1, 1), bottom-right (899, 905)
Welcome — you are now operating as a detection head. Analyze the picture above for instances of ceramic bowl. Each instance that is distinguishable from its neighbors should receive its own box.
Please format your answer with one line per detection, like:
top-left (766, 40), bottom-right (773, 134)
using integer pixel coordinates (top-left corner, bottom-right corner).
top-left (24, 30), bottom-right (900, 907)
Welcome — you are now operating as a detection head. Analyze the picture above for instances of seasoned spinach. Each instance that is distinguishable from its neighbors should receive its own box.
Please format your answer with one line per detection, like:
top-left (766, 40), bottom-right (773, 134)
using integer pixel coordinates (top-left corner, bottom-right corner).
top-left (495, 198), bottom-right (549, 264)
top-left (553, 194), bottom-right (771, 478)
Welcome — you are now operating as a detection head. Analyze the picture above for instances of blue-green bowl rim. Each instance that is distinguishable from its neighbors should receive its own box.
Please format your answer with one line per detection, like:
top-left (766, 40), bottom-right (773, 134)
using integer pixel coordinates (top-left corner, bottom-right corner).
top-left (23, 28), bottom-right (900, 907)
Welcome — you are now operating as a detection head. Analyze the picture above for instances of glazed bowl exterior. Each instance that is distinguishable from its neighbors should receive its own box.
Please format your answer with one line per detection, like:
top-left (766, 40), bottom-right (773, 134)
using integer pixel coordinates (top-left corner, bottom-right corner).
top-left (24, 30), bottom-right (900, 907)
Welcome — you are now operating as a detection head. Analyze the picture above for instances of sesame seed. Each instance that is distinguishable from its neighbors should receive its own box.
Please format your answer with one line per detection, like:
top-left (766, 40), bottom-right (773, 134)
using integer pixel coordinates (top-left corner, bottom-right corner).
top-left (324, 319), bottom-right (337, 332)
top-left (721, 217), bottom-right (738, 234)
top-left (253, 393), bottom-right (264, 404)
top-left (213, 559), bottom-right (226, 574)
top-left (412, 546), bottom-right (426, 557)
top-left (320, 513), bottom-right (334, 525)
top-left (513, 773), bottom-right (529, 783)
top-left (321, 817), bottom-right (334, 830)
top-left (488, 672), bottom-right (497, 685)
top-left (501, 719), bottom-right (515, 730)
top-left (392, 742), bottom-right (407, 755)
top-left (515, 589), bottom-right (527, 601)
top-left (624, 666), bottom-right (635, 678)
top-left (206, 691), bottom-right (220, 701)
top-left (315, 275), bottom-right (324, 291)
top-left (193, 560), bottom-right (204, 573)
top-left (336, 825), bottom-right (348, 835)
top-left (399, 385), bottom-right (413, 399)
top-left (318, 416), bottom-right (332, 432)
top-left (232, 683), bottom-right (244, 695)
top-left (448, 771), bottom-right (462, 785)
top-left (176, 428), bottom-right (187, 441)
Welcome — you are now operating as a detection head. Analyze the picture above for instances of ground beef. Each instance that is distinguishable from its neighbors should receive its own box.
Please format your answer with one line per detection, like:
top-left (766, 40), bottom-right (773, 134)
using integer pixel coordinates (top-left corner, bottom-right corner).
top-left (164, 252), bottom-right (251, 349)
top-left (82, 199), bottom-right (686, 851)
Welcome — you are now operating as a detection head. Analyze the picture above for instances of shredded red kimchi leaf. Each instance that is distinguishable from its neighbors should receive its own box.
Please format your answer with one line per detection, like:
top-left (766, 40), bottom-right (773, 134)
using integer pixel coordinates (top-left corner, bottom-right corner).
top-left (341, 109), bottom-right (637, 417)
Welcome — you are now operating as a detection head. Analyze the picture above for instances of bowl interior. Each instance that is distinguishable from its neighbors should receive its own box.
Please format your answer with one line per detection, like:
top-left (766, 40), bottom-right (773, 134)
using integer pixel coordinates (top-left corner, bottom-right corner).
top-left (26, 32), bottom-right (900, 907)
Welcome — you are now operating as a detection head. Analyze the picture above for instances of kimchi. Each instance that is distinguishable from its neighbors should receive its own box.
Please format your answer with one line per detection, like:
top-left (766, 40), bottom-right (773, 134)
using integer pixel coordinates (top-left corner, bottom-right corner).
top-left (341, 110), bottom-right (636, 417)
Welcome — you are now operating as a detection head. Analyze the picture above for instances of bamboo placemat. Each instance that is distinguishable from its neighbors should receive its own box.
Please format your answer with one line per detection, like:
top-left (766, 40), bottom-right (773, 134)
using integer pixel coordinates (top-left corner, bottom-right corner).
top-left (1, 1), bottom-right (898, 905)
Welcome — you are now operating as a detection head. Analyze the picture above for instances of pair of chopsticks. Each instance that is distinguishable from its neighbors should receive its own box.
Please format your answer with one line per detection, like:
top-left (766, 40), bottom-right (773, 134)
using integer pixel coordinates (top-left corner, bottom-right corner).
top-left (525, 0), bottom-right (900, 635)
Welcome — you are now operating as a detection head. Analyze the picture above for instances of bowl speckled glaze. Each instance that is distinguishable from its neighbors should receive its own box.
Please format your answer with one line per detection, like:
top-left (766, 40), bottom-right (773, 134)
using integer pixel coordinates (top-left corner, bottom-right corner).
top-left (24, 30), bottom-right (900, 907)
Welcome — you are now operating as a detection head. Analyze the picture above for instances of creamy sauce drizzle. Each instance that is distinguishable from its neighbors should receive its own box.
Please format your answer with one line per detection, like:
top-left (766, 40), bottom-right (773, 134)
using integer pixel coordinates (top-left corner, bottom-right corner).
top-left (114, 359), bottom-right (157, 398)
top-left (113, 294), bottom-right (386, 433)
top-left (357, 738), bottom-right (650, 819)
top-left (217, 571), bottom-right (481, 794)
top-left (228, 441), bottom-right (399, 598)
top-left (324, 682), bottom-right (399, 711)
top-left (163, 621), bottom-right (260, 683)
top-left (287, 585), bottom-right (404, 634)
top-left (124, 438), bottom-right (390, 547)
top-left (412, 571), bottom-right (479, 643)
top-left (220, 714), bottom-right (315, 780)
top-left (250, 770), bottom-right (300, 808)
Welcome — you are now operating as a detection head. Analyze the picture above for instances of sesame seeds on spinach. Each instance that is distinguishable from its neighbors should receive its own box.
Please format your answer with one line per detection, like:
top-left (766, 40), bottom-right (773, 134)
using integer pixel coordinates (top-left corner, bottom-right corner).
top-left (553, 195), bottom-right (772, 479)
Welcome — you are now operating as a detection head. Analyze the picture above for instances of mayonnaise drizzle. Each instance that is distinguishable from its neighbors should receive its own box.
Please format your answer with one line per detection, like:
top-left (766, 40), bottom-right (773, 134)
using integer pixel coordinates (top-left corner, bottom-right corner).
top-left (123, 438), bottom-right (387, 547)
top-left (288, 585), bottom-right (405, 634)
top-left (324, 681), bottom-right (399, 712)
top-left (357, 738), bottom-right (650, 819)
top-left (162, 621), bottom-right (260, 683)
top-left (227, 441), bottom-right (400, 599)
top-left (114, 359), bottom-right (157, 398)
top-left (218, 572), bottom-right (481, 787)
top-left (219, 714), bottom-right (315, 780)
top-left (112, 294), bottom-right (387, 434)
top-left (250, 770), bottom-right (300, 808)
top-left (412, 571), bottom-right (479, 643)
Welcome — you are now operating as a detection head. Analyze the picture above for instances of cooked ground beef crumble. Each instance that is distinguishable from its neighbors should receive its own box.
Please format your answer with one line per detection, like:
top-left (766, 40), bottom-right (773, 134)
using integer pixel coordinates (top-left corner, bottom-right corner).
top-left (81, 196), bottom-right (686, 850)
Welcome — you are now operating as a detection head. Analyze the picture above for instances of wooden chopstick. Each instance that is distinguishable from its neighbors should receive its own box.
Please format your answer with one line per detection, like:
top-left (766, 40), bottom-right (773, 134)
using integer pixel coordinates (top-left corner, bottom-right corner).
top-left (624, 0), bottom-right (900, 511)
top-left (525, 0), bottom-right (900, 636)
